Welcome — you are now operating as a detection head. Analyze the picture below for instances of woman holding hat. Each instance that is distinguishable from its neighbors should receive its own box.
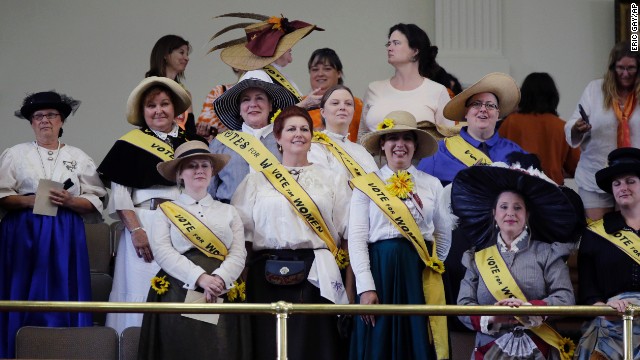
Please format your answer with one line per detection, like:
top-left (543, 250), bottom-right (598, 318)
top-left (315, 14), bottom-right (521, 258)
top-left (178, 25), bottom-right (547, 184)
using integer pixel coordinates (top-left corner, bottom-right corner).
top-left (208, 13), bottom-right (324, 110)
top-left (308, 85), bottom-right (378, 179)
top-left (453, 162), bottom-right (579, 360)
top-left (575, 147), bottom-right (640, 359)
top-left (208, 71), bottom-right (298, 203)
top-left (145, 34), bottom-right (196, 133)
top-left (349, 110), bottom-right (452, 359)
top-left (358, 23), bottom-right (460, 141)
top-left (0, 91), bottom-right (106, 358)
top-left (565, 42), bottom-right (640, 221)
top-left (98, 77), bottom-right (206, 334)
top-left (137, 141), bottom-right (250, 359)
top-left (232, 105), bottom-right (351, 360)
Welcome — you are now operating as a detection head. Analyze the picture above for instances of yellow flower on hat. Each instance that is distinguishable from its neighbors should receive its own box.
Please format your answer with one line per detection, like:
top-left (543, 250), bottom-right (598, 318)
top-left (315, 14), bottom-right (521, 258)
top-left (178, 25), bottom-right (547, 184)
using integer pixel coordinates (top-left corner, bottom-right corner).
top-left (376, 118), bottom-right (395, 131)
top-left (270, 109), bottom-right (282, 124)
top-left (150, 275), bottom-right (170, 295)
top-left (268, 16), bottom-right (284, 31)
top-left (313, 131), bottom-right (330, 143)
top-left (227, 280), bottom-right (246, 302)
top-left (386, 170), bottom-right (414, 200)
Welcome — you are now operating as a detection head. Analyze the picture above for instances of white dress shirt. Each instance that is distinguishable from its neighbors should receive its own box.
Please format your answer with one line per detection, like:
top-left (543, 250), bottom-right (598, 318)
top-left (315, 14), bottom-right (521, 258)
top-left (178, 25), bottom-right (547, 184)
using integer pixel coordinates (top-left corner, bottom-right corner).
top-left (308, 129), bottom-right (379, 178)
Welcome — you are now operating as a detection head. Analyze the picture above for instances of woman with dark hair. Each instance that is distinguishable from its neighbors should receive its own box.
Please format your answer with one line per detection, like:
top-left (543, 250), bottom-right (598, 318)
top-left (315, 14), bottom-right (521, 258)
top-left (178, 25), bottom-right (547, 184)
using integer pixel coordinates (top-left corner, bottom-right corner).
top-left (145, 35), bottom-right (195, 132)
top-left (499, 72), bottom-right (580, 185)
top-left (307, 48), bottom-right (364, 141)
top-left (232, 105), bottom-right (351, 360)
top-left (358, 23), bottom-right (460, 141)
top-left (454, 162), bottom-right (579, 360)
top-left (98, 77), bottom-right (206, 334)
top-left (0, 91), bottom-right (106, 358)
top-left (565, 42), bottom-right (640, 220)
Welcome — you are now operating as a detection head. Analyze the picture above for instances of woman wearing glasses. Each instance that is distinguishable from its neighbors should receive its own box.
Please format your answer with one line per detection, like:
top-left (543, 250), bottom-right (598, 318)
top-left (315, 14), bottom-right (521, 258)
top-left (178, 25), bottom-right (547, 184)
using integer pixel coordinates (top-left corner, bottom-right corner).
top-left (417, 73), bottom-right (525, 334)
top-left (565, 41), bottom-right (640, 221)
top-left (0, 91), bottom-right (106, 358)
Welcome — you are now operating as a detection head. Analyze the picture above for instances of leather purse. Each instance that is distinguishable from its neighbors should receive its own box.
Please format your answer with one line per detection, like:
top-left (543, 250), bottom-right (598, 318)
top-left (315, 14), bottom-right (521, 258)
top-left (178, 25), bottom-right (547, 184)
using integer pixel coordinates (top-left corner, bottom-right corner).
top-left (264, 259), bottom-right (306, 286)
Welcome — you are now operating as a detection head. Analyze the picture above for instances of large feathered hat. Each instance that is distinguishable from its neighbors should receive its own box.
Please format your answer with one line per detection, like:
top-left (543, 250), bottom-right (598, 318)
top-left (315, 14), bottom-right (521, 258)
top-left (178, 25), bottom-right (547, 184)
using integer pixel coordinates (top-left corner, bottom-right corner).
top-left (208, 13), bottom-right (323, 71)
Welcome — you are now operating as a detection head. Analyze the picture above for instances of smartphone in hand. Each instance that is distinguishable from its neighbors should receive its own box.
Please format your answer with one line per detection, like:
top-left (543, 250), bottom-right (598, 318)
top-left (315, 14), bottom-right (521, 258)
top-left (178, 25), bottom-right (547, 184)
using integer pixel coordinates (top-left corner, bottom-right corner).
top-left (578, 104), bottom-right (590, 124)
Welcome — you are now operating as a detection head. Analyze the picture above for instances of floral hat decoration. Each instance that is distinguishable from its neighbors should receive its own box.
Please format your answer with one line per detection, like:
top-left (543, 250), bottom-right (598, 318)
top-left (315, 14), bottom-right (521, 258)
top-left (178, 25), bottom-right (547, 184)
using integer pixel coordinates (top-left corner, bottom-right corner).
top-left (208, 13), bottom-right (323, 71)
top-left (451, 160), bottom-right (581, 250)
top-left (360, 110), bottom-right (438, 159)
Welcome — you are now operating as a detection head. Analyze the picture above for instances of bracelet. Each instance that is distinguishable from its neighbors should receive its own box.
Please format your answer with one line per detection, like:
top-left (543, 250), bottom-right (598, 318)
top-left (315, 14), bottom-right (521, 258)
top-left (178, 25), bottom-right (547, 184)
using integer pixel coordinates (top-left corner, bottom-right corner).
top-left (129, 226), bottom-right (145, 234)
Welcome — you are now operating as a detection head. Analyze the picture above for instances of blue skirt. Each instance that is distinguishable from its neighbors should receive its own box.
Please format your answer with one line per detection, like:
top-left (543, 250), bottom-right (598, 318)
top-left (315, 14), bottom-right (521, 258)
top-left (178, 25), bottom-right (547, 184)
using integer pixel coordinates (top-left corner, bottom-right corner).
top-left (350, 238), bottom-right (436, 360)
top-left (0, 208), bottom-right (92, 358)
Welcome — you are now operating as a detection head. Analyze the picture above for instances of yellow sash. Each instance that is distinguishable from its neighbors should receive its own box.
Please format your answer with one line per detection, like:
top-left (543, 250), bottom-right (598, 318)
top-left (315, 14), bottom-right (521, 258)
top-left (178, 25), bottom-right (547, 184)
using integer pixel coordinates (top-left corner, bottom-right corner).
top-left (159, 202), bottom-right (228, 261)
top-left (312, 132), bottom-right (367, 179)
top-left (217, 130), bottom-right (344, 262)
top-left (263, 65), bottom-right (302, 100)
top-left (588, 219), bottom-right (640, 265)
top-left (350, 172), bottom-right (448, 360)
top-left (119, 129), bottom-right (175, 162)
top-left (475, 246), bottom-right (575, 360)
top-left (444, 135), bottom-right (492, 167)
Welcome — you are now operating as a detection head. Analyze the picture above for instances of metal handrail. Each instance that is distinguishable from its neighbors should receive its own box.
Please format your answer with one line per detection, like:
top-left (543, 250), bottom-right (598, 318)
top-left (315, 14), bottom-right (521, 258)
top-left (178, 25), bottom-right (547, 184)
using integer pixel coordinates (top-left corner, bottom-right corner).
top-left (0, 301), bottom-right (636, 359)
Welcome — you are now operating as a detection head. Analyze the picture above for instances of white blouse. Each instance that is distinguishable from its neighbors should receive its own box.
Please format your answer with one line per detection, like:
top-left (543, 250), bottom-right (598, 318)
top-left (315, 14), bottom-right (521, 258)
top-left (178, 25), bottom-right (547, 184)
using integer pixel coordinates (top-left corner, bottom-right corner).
top-left (0, 142), bottom-right (106, 213)
top-left (308, 129), bottom-right (379, 178)
top-left (231, 163), bottom-right (350, 249)
top-left (149, 193), bottom-right (246, 290)
top-left (348, 165), bottom-right (452, 294)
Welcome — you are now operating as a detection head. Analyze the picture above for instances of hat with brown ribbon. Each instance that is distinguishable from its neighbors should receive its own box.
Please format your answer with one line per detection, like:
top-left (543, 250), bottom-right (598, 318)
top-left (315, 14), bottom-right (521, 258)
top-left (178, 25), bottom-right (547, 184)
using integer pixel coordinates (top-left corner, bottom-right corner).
top-left (208, 13), bottom-right (323, 71)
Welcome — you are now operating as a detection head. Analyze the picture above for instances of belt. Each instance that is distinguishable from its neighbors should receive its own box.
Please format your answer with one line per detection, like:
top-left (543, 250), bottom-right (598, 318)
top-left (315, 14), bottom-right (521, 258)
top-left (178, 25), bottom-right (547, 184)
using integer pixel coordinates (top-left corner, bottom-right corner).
top-left (134, 198), bottom-right (171, 210)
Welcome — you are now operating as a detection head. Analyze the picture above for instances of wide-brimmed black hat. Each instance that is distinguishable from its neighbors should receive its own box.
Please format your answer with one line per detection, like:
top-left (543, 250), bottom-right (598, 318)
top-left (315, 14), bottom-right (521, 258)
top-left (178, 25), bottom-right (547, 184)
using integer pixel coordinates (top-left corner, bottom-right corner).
top-left (595, 147), bottom-right (640, 193)
top-left (213, 70), bottom-right (299, 130)
top-left (15, 91), bottom-right (80, 121)
top-left (451, 163), bottom-right (580, 249)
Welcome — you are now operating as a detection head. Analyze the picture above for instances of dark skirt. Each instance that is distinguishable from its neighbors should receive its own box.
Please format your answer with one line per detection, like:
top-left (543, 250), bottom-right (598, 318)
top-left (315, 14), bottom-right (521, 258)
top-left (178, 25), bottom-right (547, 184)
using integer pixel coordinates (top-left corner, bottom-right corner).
top-left (350, 238), bottom-right (436, 360)
top-left (138, 249), bottom-right (252, 360)
top-left (0, 208), bottom-right (93, 359)
top-left (247, 249), bottom-right (344, 360)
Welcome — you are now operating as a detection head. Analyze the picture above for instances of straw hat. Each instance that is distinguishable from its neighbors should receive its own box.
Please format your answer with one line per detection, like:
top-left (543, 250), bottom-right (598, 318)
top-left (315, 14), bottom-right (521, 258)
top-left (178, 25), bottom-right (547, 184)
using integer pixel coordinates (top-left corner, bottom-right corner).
top-left (126, 77), bottom-right (191, 126)
top-left (208, 13), bottom-right (322, 71)
top-left (595, 147), bottom-right (640, 193)
top-left (157, 141), bottom-right (230, 181)
top-left (451, 162), bottom-right (581, 249)
top-left (443, 72), bottom-right (520, 122)
top-left (360, 110), bottom-right (438, 159)
top-left (15, 91), bottom-right (80, 120)
top-left (213, 70), bottom-right (299, 130)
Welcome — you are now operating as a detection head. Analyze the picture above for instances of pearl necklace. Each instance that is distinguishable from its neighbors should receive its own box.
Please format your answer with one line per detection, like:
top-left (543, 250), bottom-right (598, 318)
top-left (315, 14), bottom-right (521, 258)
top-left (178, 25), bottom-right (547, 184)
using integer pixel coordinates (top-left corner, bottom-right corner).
top-left (34, 140), bottom-right (61, 179)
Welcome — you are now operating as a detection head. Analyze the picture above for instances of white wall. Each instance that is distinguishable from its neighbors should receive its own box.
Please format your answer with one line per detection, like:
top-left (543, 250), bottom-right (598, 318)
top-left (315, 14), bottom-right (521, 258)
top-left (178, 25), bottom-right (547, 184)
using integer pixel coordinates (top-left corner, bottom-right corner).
top-left (0, 0), bottom-right (615, 164)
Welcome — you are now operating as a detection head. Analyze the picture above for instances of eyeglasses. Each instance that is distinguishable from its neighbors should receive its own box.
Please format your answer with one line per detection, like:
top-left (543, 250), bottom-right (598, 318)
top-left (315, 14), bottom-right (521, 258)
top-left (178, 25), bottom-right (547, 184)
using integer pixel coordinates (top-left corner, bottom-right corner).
top-left (32, 112), bottom-right (61, 121)
top-left (615, 65), bottom-right (638, 74)
top-left (467, 101), bottom-right (499, 111)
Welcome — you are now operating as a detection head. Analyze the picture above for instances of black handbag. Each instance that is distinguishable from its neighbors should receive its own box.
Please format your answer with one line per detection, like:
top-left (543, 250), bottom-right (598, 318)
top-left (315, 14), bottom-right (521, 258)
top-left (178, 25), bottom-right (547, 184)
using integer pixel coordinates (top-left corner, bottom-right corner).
top-left (264, 259), bottom-right (307, 286)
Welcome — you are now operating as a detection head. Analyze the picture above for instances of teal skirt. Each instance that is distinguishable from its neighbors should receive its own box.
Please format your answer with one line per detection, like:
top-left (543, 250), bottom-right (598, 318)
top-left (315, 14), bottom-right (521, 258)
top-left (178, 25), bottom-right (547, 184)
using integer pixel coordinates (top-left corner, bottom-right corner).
top-left (350, 238), bottom-right (436, 360)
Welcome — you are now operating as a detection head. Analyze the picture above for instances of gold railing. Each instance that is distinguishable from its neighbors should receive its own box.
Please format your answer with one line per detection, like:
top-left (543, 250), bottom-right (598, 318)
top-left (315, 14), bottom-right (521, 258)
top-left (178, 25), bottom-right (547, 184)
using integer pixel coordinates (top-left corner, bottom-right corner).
top-left (0, 301), bottom-right (636, 360)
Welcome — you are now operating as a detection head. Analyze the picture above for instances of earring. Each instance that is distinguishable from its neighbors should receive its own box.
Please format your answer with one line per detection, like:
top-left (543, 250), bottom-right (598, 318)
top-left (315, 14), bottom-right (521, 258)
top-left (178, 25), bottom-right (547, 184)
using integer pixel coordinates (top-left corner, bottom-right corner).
top-left (277, 144), bottom-right (282, 152)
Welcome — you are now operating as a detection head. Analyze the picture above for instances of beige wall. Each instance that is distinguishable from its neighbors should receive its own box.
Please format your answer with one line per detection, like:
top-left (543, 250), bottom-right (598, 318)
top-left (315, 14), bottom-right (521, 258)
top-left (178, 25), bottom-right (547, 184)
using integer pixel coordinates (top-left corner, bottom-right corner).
top-left (0, 0), bottom-right (614, 164)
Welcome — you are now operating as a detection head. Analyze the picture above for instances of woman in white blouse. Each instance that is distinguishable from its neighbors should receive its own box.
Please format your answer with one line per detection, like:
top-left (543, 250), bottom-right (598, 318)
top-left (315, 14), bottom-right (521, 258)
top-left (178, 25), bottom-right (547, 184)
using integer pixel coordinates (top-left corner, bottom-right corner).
top-left (232, 105), bottom-right (351, 360)
top-left (137, 141), bottom-right (250, 359)
top-left (349, 110), bottom-right (452, 359)
top-left (308, 84), bottom-right (378, 177)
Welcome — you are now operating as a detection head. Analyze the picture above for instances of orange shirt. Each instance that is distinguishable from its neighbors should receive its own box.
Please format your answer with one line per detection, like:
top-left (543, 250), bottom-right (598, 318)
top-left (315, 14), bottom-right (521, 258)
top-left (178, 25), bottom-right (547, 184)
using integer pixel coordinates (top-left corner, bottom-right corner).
top-left (499, 112), bottom-right (580, 185)
top-left (309, 97), bottom-right (363, 143)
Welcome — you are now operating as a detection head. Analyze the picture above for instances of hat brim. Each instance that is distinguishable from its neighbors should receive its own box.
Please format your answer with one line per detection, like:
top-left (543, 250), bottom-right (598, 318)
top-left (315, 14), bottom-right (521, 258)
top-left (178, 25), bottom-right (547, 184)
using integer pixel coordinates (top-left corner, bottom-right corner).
top-left (220, 25), bottom-right (316, 71)
top-left (156, 152), bottom-right (230, 182)
top-left (595, 164), bottom-right (640, 193)
top-left (451, 165), bottom-right (579, 249)
top-left (213, 79), bottom-right (299, 131)
top-left (443, 72), bottom-right (520, 122)
top-left (126, 77), bottom-right (191, 127)
top-left (360, 125), bottom-right (438, 159)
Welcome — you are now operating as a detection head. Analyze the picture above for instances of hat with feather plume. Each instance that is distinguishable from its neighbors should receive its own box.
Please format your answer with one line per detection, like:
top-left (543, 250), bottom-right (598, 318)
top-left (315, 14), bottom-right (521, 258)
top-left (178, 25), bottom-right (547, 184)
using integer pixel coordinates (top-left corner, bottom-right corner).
top-left (208, 13), bottom-right (323, 71)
